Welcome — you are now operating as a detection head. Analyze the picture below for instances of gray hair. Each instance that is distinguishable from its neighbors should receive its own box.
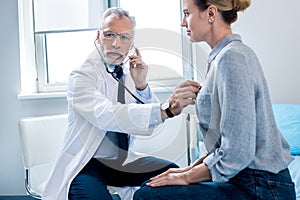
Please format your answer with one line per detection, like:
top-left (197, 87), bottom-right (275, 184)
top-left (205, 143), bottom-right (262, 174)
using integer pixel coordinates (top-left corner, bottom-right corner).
top-left (102, 7), bottom-right (136, 30)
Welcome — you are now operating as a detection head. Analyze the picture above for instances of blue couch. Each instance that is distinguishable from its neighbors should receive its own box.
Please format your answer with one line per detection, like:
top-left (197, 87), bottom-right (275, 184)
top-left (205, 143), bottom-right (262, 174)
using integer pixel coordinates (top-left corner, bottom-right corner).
top-left (273, 104), bottom-right (300, 199)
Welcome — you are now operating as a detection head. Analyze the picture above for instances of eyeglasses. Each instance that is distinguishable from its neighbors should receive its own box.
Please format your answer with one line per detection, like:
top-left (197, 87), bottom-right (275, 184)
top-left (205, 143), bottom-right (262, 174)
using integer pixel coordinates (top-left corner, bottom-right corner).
top-left (101, 31), bottom-right (133, 44)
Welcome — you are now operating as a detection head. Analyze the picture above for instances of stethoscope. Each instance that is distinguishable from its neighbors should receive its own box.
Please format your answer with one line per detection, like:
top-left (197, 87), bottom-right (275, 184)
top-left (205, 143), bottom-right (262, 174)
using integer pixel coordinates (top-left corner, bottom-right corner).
top-left (94, 39), bottom-right (145, 104)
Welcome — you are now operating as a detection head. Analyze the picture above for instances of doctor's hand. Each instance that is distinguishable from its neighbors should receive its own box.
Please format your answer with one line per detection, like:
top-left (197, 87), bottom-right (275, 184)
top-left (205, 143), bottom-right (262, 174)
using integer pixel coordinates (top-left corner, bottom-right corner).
top-left (129, 48), bottom-right (148, 90)
top-left (161, 80), bottom-right (200, 120)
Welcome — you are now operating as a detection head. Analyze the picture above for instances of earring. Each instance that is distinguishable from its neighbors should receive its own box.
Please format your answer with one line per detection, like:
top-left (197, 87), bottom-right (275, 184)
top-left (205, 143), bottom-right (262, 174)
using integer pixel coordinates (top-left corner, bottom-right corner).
top-left (208, 19), bottom-right (214, 24)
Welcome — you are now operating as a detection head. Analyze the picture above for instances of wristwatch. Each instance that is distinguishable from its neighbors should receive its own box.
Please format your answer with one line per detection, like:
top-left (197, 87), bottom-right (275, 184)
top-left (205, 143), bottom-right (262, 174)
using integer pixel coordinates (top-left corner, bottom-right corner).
top-left (160, 101), bottom-right (174, 118)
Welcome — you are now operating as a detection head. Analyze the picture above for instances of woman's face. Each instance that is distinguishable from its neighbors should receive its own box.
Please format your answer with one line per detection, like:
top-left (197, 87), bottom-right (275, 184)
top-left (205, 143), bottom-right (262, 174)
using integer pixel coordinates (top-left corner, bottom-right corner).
top-left (181, 0), bottom-right (210, 43)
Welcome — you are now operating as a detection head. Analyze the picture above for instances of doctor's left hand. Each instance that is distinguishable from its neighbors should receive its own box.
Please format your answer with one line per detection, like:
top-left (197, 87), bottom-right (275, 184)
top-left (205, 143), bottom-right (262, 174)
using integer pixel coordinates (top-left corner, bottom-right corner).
top-left (129, 48), bottom-right (148, 90)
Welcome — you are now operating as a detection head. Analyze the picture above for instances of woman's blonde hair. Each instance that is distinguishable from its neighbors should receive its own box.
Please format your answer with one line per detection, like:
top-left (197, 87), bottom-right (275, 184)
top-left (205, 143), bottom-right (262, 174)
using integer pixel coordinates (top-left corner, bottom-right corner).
top-left (194, 0), bottom-right (251, 24)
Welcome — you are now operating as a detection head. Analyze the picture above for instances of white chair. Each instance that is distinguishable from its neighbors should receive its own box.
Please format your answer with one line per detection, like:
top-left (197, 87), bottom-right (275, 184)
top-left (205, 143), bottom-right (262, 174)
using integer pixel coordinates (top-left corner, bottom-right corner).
top-left (18, 114), bottom-right (68, 199)
top-left (18, 114), bottom-right (124, 199)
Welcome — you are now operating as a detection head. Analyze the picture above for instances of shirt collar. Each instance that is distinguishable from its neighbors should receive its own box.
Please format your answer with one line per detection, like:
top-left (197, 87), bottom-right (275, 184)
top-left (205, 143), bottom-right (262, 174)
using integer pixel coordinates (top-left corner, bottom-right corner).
top-left (107, 63), bottom-right (119, 71)
top-left (107, 63), bottom-right (129, 76)
top-left (208, 34), bottom-right (242, 64)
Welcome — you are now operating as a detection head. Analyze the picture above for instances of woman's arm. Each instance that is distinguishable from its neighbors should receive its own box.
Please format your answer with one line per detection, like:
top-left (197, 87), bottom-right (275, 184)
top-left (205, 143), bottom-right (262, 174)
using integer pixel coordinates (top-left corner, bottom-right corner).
top-left (146, 163), bottom-right (211, 187)
top-left (146, 154), bottom-right (211, 187)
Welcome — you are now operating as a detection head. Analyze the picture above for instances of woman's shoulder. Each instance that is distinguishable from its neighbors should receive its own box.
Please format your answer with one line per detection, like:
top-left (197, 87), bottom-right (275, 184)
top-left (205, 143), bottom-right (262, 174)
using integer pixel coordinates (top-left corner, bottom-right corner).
top-left (217, 41), bottom-right (259, 70)
top-left (224, 40), bottom-right (256, 58)
top-left (213, 43), bottom-right (261, 84)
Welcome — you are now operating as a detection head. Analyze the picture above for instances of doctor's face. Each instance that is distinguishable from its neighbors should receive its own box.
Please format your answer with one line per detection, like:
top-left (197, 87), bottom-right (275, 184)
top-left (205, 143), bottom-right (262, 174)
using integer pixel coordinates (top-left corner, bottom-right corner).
top-left (98, 15), bottom-right (134, 65)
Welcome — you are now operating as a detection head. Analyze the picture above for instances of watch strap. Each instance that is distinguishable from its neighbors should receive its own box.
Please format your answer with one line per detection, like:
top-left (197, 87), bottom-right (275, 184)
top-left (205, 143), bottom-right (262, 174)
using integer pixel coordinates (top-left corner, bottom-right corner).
top-left (165, 107), bottom-right (174, 118)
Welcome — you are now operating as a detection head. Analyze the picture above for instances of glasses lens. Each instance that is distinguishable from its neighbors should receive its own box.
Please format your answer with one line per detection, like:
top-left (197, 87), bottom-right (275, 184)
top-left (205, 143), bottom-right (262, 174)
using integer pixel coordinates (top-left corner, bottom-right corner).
top-left (102, 31), bottom-right (132, 43)
top-left (120, 34), bottom-right (132, 43)
top-left (103, 31), bottom-right (116, 39)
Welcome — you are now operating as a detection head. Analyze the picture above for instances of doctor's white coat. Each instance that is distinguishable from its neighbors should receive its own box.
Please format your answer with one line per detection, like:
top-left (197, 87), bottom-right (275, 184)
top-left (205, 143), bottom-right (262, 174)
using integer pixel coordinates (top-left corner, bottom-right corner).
top-left (42, 50), bottom-right (162, 200)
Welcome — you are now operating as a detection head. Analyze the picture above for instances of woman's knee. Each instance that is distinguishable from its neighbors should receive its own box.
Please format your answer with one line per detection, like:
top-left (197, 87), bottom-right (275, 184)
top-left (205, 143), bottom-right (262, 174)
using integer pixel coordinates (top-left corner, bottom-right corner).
top-left (133, 186), bottom-right (155, 200)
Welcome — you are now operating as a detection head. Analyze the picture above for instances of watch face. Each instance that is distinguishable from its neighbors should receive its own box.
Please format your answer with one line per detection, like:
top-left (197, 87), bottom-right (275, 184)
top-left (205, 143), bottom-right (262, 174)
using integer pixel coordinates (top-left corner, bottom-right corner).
top-left (161, 101), bottom-right (169, 110)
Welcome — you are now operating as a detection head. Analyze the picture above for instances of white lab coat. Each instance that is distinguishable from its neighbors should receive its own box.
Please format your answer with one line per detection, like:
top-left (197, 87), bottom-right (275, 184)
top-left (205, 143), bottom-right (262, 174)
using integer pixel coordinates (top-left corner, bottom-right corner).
top-left (42, 50), bottom-right (162, 200)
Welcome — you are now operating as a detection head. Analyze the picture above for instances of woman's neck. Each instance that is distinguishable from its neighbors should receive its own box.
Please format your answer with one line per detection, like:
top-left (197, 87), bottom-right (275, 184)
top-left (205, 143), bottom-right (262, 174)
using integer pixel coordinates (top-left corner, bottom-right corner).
top-left (208, 24), bottom-right (232, 49)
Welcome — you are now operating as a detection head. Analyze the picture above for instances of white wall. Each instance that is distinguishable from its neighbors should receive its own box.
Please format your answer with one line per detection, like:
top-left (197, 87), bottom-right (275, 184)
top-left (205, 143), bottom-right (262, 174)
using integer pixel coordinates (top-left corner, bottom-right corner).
top-left (0, 0), bottom-right (299, 195)
top-left (232, 0), bottom-right (300, 103)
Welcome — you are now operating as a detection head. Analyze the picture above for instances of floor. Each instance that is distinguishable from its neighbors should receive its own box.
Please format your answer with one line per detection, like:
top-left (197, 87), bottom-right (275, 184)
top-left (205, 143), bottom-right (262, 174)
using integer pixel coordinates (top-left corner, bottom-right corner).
top-left (0, 194), bottom-right (121, 200)
top-left (0, 197), bottom-right (36, 200)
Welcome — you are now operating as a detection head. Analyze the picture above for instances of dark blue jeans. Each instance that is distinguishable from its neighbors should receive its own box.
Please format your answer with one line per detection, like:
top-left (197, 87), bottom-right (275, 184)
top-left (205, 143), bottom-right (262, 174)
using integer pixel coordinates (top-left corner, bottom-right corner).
top-left (68, 157), bottom-right (178, 200)
top-left (133, 168), bottom-right (296, 200)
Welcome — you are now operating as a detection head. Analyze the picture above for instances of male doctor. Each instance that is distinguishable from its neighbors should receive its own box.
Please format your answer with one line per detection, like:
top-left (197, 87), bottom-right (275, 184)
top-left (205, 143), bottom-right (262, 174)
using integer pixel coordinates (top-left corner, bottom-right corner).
top-left (42, 7), bottom-right (200, 200)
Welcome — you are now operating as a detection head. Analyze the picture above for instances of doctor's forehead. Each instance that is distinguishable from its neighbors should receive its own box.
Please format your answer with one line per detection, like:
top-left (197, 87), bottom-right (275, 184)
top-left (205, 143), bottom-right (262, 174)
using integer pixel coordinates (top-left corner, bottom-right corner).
top-left (101, 15), bottom-right (134, 33)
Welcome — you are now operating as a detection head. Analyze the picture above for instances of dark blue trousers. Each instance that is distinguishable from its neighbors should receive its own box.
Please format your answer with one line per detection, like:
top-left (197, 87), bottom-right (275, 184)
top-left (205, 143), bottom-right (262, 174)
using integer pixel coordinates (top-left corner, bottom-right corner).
top-left (68, 157), bottom-right (178, 200)
top-left (133, 168), bottom-right (296, 200)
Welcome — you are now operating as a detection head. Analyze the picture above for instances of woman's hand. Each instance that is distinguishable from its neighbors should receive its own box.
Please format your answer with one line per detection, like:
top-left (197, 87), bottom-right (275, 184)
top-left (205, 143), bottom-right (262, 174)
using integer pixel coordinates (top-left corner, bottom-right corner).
top-left (129, 48), bottom-right (148, 90)
top-left (146, 163), bottom-right (211, 187)
top-left (146, 167), bottom-right (192, 187)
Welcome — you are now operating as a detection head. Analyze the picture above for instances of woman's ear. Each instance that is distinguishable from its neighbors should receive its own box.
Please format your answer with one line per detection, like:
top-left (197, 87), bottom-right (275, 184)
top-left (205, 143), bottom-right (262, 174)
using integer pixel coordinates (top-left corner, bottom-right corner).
top-left (207, 5), bottom-right (217, 24)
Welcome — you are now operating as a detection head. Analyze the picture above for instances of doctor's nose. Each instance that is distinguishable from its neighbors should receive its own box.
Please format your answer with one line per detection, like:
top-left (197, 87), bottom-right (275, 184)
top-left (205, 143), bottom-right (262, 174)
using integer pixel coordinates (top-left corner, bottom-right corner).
top-left (112, 37), bottom-right (121, 49)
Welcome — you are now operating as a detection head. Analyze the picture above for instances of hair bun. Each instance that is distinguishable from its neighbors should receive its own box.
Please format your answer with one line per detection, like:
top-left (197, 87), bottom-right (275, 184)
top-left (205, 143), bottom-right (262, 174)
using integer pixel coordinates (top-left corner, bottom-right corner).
top-left (232, 0), bottom-right (251, 12)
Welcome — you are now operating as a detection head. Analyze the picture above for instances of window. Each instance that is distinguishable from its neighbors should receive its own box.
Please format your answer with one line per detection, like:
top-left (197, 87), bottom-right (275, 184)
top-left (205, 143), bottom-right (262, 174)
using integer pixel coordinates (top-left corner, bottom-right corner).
top-left (18, 0), bottom-right (108, 94)
top-left (18, 0), bottom-right (204, 96)
top-left (119, 0), bottom-right (191, 92)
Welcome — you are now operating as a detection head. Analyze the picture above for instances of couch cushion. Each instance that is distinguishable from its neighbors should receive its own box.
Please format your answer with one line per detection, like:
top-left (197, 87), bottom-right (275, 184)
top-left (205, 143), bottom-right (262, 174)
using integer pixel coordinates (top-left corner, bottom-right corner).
top-left (273, 104), bottom-right (300, 155)
top-left (288, 156), bottom-right (300, 199)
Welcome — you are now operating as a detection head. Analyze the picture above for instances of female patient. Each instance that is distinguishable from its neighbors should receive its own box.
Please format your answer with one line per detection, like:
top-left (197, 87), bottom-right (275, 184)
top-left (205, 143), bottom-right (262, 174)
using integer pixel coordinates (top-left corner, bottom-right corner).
top-left (133, 0), bottom-right (296, 199)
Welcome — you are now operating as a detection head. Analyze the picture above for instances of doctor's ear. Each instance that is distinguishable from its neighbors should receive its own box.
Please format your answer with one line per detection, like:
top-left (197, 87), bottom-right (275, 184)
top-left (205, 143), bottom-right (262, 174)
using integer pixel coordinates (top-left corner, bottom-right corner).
top-left (96, 31), bottom-right (100, 43)
top-left (130, 42), bottom-right (135, 49)
top-left (129, 42), bottom-right (135, 51)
